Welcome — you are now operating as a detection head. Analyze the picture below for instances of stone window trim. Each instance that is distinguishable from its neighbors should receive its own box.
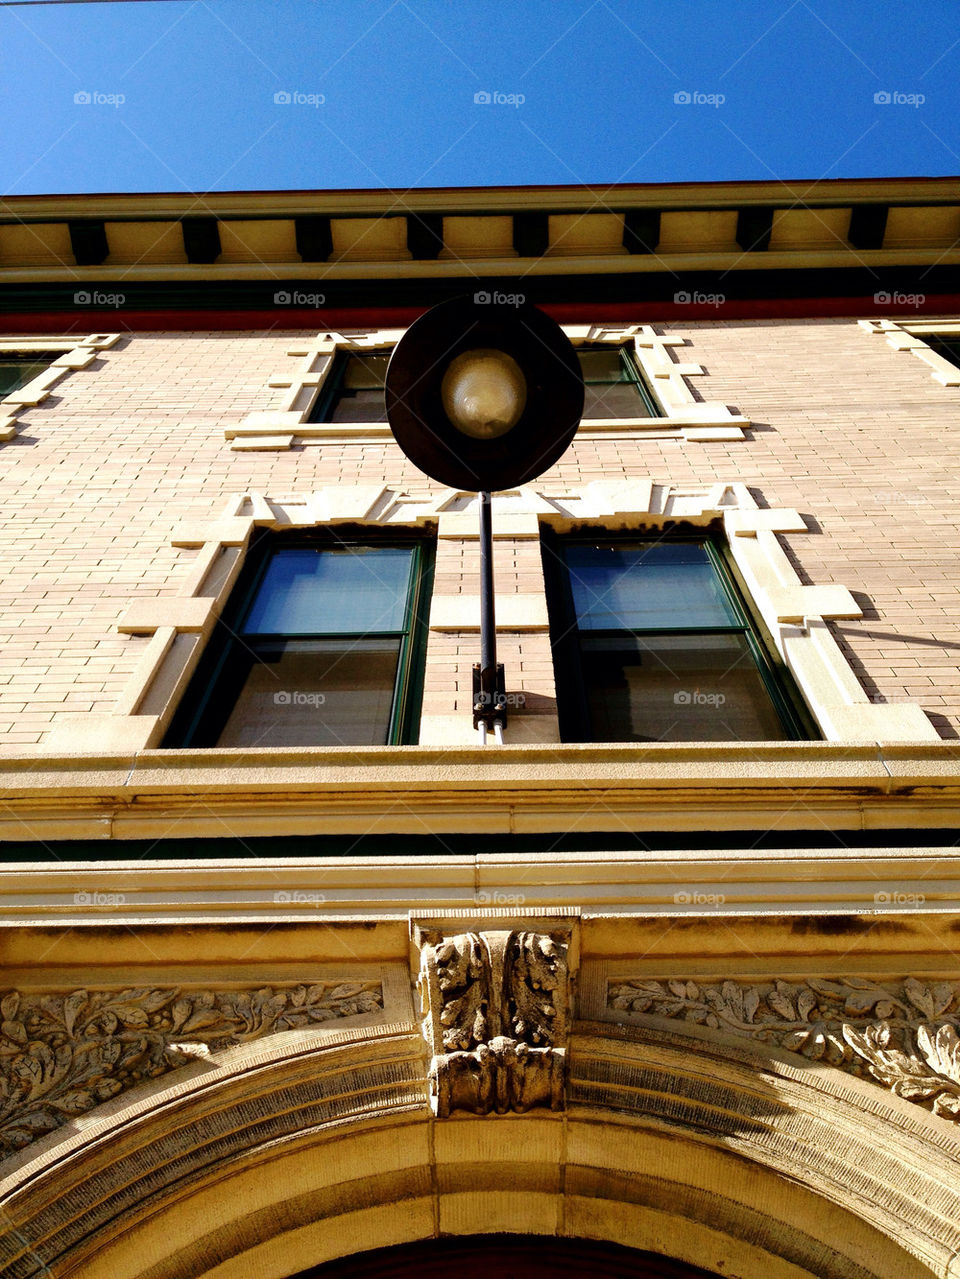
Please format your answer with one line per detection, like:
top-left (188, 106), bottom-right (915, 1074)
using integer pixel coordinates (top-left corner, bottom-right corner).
top-left (860, 317), bottom-right (960, 386)
top-left (42, 479), bottom-right (936, 754)
top-left (224, 323), bottom-right (750, 452)
top-left (0, 334), bottom-right (121, 441)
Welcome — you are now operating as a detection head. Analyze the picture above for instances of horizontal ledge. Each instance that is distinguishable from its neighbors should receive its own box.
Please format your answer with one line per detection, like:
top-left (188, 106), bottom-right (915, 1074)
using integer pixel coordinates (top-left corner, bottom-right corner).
top-left (3, 249), bottom-right (960, 284)
top-left (0, 742), bottom-right (956, 804)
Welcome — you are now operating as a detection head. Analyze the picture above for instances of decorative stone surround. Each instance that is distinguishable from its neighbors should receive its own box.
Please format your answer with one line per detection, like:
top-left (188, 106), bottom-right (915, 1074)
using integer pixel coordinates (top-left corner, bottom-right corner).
top-left (225, 323), bottom-right (749, 451)
top-left (45, 483), bottom-right (442, 751)
top-left (415, 919), bottom-right (572, 1116)
top-left (0, 334), bottom-right (120, 442)
top-left (608, 975), bottom-right (960, 1121)
top-left (485, 478), bottom-right (934, 741)
top-left (860, 318), bottom-right (960, 386)
top-left (44, 477), bottom-right (937, 751)
top-left (0, 979), bottom-right (384, 1152)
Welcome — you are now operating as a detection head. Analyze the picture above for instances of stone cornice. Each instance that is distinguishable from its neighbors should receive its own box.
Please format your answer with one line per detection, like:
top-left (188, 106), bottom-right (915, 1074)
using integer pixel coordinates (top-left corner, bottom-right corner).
top-left (3, 177), bottom-right (960, 287)
top-left (5, 848), bottom-right (960, 926)
top-left (3, 177), bottom-right (958, 219)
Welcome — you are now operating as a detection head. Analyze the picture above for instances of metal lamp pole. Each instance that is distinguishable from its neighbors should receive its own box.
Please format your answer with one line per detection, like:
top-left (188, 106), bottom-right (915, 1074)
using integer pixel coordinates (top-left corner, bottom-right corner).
top-left (474, 490), bottom-right (505, 744)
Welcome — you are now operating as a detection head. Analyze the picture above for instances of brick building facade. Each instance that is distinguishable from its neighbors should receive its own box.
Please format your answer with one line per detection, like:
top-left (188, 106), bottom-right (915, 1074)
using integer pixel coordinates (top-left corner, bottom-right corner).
top-left (2, 178), bottom-right (960, 1277)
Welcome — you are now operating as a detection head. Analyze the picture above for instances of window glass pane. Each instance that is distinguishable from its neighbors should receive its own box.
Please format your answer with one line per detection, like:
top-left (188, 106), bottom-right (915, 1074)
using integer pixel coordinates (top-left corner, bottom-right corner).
top-left (217, 638), bottom-right (401, 747)
top-left (578, 350), bottom-right (630, 382)
top-left (243, 547), bottom-right (414, 635)
top-left (565, 543), bottom-right (740, 630)
top-left (0, 359), bottom-right (51, 397)
top-left (324, 353), bottom-right (389, 422)
top-left (341, 354), bottom-right (389, 388)
top-left (330, 388), bottom-right (388, 422)
top-left (582, 382), bottom-right (653, 419)
top-left (578, 632), bottom-right (788, 742)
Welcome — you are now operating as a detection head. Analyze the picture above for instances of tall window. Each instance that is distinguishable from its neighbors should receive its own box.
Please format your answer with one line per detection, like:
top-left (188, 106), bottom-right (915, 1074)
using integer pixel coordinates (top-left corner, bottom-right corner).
top-left (307, 352), bottom-right (390, 423)
top-left (0, 354), bottom-right (63, 397)
top-left (542, 532), bottom-right (813, 742)
top-left (165, 535), bottom-right (433, 748)
top-left (578, 346), bottom-right (658, 419)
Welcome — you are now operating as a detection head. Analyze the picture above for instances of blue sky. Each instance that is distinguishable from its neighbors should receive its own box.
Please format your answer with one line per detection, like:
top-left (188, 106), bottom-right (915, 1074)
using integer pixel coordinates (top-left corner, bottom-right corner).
top-left (1, 0), bottom-right (957, 195)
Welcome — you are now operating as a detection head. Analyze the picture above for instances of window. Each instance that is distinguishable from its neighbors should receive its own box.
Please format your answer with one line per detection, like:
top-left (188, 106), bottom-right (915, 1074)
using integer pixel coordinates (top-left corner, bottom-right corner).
top-left (542, 532), bottom-right (814, 742)
top-left (920, 333), bottom-right (960, 370)
top-left (578, 346), bottom-right (658, 419)
top-left (0, 354), bottom-right (63, 397)
top-left (164, 535), bottom-right (433, 748)
top-left (307, 351), bottom-right (389, 423)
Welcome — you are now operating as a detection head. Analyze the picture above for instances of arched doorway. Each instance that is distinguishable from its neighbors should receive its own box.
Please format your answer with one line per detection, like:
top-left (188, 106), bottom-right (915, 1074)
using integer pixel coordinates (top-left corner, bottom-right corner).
top-left (2, 1025), bottom-right (956, 1278)
top-left (297, 1235), bottom-right (720, 1278)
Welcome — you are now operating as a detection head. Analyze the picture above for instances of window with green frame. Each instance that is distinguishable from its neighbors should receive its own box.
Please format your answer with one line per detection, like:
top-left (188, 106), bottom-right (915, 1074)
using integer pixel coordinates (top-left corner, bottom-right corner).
top-left (922, 334), bottom-right (960, 371)
top-left (541, 531), bottom-right (816, 743)
top-left (164, 534), bottom-right (434, 748)
top-left (0, 354), bottom-right (63, 398)
top-left (577, 346), bottom-right (659, 419)
top-left (307, 351), bottom-right (390, 423)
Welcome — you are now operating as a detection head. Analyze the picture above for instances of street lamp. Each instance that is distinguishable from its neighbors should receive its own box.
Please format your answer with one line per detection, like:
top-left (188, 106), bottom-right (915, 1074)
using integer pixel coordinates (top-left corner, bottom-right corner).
top-left (385, 296), bottom-right (584, 742)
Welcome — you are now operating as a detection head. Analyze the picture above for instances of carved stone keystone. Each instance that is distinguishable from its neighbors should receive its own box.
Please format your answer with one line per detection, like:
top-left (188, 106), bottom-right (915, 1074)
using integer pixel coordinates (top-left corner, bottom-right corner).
top-left (416, 926), bottom-right (570, 1117)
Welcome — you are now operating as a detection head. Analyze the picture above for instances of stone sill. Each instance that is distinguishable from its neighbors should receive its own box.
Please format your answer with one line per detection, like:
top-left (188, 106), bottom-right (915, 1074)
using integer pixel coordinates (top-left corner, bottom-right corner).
top-left (0, 743), bottom-right (956, 840)
top-left (0, 740), bottom-right (955, 795)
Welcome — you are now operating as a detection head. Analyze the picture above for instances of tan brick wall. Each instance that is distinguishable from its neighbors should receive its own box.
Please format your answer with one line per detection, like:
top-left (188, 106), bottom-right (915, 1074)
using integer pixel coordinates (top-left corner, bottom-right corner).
top-left (0, 318), bottom-right (958, 745)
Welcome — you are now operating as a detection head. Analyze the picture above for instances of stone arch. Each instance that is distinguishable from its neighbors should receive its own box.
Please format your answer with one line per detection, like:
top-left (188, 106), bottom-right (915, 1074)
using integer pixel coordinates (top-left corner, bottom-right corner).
top-left (1, 1023), bottom-right (958, 1279)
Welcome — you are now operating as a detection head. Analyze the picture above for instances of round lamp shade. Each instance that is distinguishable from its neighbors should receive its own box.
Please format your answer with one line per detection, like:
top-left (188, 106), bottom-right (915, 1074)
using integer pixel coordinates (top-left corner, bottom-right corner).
top-left (385, 296), bottom-right (584, 491)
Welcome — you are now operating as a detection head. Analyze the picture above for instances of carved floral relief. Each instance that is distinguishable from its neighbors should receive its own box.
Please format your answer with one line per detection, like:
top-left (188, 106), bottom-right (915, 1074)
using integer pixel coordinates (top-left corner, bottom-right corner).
top-left (0, 981), bottom-right (383, 1152)
top-left (608, 975), bottom-right (960, 1120)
